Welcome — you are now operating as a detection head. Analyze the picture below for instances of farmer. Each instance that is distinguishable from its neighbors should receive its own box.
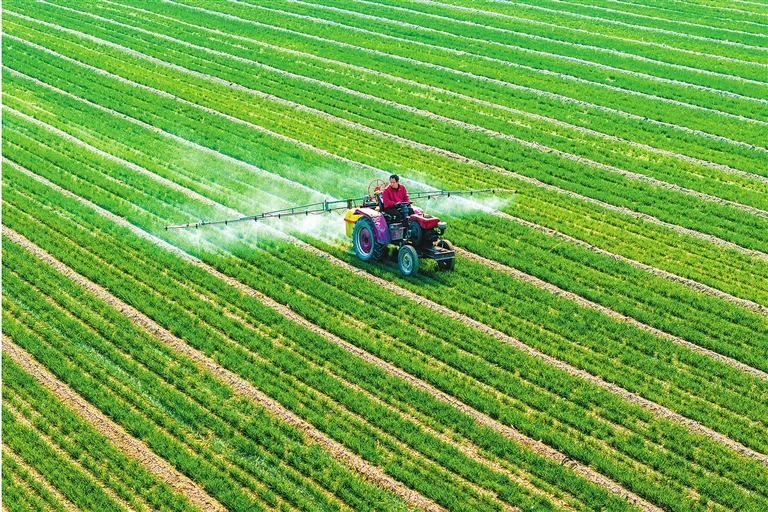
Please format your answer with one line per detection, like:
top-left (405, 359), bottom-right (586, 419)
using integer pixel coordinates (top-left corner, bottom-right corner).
top-left (381, 174), bottom-right (412, 222)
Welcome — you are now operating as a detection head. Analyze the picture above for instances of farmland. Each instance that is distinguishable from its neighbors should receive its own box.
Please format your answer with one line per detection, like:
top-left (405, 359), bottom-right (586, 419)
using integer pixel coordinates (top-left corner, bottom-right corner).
top-left (2, 0), bottom-right (767, 510)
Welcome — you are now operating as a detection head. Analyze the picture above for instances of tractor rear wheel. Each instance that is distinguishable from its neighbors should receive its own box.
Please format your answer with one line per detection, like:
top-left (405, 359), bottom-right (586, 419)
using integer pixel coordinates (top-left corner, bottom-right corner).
top-left (398, 245), bottom-right (419, 276)
top-left (436, 240), bottom-right (455, 271)
top-left (353, 218), bottom-right (384, 262)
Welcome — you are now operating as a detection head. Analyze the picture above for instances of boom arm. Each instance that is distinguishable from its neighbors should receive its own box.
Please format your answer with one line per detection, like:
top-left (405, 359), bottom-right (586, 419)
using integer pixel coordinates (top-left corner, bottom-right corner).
top-left (165, 188), bottom-right (514, 230)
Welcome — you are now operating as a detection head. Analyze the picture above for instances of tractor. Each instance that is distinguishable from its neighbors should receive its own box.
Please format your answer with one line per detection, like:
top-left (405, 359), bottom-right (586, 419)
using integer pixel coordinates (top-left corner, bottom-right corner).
top-left (344, 179), bottom-right (455, 276)
top-left (166, 179), bottom-right (513, 277)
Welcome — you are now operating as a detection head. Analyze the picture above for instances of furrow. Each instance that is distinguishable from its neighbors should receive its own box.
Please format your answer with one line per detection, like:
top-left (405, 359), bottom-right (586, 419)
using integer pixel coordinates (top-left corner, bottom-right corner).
top-left (2, 226), bottom-right (447, 512)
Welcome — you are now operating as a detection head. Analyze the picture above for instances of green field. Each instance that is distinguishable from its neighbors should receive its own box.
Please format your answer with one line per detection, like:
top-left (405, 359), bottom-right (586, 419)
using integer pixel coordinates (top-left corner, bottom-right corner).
top-left (3, 0), bottom-right (768, 510)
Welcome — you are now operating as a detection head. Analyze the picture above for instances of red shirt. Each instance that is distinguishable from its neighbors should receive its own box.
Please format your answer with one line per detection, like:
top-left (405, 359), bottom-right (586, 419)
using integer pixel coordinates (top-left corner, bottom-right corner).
top-left (382, 184), bottom-right (410, 208)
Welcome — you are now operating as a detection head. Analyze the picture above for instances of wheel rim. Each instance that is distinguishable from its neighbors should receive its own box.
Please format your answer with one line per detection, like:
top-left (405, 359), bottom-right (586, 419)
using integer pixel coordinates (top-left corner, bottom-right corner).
top-left (359, 226), bottom-right (373, 255)
top-left (401, 252), bottom-right (413, 272)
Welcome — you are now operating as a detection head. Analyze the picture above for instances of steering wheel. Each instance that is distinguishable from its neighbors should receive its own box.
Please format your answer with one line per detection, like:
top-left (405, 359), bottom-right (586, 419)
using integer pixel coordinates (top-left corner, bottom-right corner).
top-left (368, 178), bottom-right (387, 198)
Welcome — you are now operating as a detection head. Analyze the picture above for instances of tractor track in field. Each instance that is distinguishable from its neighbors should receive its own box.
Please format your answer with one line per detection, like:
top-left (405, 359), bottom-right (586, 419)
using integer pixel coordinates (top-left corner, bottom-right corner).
top-left (0, 365), bottom-right (197, 512)
top-left (2, 443), bottom-right (81, 512)
top-left (1, 227), bottom-right (446, 512)
top-left (12, 7), bottom-right (767, 157)
top-left (9, 32), bottom-right (768, 267)
top-left (102, 0), bottom-right (768, 184)
top-left (4, 170), bottom-right (666, 512)
top-left (454, 246), bottom-right (768, 383)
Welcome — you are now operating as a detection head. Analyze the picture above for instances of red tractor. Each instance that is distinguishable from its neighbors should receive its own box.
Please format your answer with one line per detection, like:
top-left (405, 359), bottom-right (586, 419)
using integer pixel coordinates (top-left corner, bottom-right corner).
top-left (345, 179), bottom-right (455, 276)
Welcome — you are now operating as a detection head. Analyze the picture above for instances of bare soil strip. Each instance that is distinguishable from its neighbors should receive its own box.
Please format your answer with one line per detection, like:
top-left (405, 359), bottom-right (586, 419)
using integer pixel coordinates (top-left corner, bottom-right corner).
top-left (1, 228), bottom-right (444, 512)
top-left (2, 443), bottom-right (80, 512)
top-left (2, 339), bottom-right (227, 512)
top-left (2, 181), bottom-right (659, 512)
top-left (455, 247), bottom-right (768, 382)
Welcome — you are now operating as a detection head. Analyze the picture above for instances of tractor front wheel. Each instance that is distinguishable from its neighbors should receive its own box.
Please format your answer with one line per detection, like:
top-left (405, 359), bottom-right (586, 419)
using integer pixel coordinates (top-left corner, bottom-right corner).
top-left (398, 245), bottom-right (419, 276)
top-left (353, 218), bottom-right (384, 262)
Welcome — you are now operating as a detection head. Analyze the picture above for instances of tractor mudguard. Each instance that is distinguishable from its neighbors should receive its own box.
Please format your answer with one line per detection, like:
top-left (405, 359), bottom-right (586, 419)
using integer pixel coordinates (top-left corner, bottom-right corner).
top-left (354, 207), bottom-right (391, 244)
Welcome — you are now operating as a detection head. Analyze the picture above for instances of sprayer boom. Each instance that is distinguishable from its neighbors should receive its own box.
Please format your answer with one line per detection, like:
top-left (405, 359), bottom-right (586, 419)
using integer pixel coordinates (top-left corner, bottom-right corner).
top-left (165, 188), bottom-right (514, 230)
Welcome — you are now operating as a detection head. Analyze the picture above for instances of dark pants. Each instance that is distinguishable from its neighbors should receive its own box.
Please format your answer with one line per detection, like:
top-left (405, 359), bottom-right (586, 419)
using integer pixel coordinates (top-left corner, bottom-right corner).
top-left (383, 206), bottom-right (413, 223)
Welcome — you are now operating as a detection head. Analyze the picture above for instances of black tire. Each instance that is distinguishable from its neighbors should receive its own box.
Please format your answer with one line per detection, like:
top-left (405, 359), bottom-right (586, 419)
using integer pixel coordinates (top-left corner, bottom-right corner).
top-left (408, 221), bottom-right (423, 246)
top-left (436, 240), bottom-right (455, 271)
top-left (353, 218), bottom-right (384, 262)
top-left (398, 245), bottom-right (419, 276)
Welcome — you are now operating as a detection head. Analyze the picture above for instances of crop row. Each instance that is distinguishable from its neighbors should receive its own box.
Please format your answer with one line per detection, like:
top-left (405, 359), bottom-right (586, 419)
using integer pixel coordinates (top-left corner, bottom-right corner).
top-left (32, 0), bottom-right (768, 157)
top-left (5, 38), bottom-right (768, 312)
top-left (12, 0), bottom-right (768, 179)
top-left (8, 6), bottom-right (768, 262)
top-left (545, 0), bottom-right (768, 28)
top-left (2, 237), bottom-right (433, 512)
top-left (293, 0), bottom-right (768, 93)
top-left (5, 66), bottom-right (768, 356)
top-left (164, 0), bottom-right (768, 138)
top-left (2, 353), bottom-right (198, 512)
top-left (435, 0), bottom-right (768, 60)
top-left (4, 60), bottom-right (768, 367)
top-left (243, 0), bottom-right (768, 115)
top-left (1, 115), bottom-right (768, 512)
top-left (369, 0), bottom-right (768, 81)
top-left (35, 0), bottom-right (768, 208)
top-left (2, 131), bottom-right (635, 511)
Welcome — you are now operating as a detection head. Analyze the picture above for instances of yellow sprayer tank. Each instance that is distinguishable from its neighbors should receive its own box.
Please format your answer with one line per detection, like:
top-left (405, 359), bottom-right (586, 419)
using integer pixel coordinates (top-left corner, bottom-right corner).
top-left (344, 210), bottom-right (363, 238)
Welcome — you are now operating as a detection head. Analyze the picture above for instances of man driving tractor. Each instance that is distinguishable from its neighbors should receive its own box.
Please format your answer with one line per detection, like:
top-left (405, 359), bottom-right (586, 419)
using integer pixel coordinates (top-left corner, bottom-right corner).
top-left (380, 174), bottom-right (412, 222)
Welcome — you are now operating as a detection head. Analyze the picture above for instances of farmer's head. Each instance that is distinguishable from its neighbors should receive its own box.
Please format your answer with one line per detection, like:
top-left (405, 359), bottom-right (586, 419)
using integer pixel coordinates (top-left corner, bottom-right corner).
top-left (389, 174), bottom-right (400, 188)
